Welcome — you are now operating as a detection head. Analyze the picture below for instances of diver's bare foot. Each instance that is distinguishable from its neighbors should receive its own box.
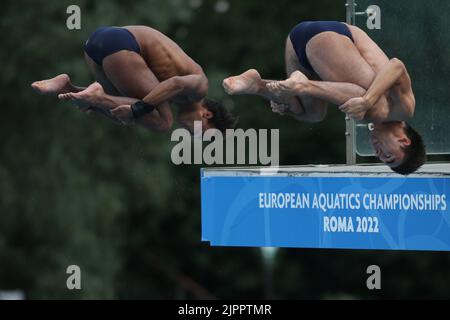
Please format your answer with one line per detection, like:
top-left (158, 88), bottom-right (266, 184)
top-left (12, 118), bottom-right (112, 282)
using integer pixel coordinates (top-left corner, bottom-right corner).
top-left (58, 82), bottom-right (105, 108)
top-left (31, 74), bottom-right (72, 95)
top-left (223, 69), bottom-right (262, 95)
top-left (267, 71), bottom-right (309, 98)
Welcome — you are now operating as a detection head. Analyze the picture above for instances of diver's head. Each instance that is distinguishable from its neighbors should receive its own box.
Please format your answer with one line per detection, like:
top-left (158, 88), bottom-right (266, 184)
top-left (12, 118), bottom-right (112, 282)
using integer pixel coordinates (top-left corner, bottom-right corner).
top-left (370, 122), bottom-right (426, 175)
top-left (176, 98), bottom-right (237, 135)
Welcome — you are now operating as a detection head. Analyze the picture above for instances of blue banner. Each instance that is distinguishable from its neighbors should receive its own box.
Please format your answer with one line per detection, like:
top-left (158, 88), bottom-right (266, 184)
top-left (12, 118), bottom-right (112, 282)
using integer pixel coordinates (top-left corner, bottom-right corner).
top-left (201, 172), bottom-right (450, 251)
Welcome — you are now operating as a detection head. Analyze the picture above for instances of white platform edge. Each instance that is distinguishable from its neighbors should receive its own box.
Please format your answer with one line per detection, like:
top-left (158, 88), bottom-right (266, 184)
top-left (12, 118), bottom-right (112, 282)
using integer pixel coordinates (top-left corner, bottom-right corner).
top-left (202, 163), bottom-right (450, 178)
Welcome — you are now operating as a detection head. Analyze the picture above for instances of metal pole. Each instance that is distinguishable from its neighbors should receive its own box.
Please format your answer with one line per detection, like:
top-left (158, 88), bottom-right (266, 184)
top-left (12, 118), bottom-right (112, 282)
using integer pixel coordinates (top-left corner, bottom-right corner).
top-left (346, 0), bottom-right (356, 25)
top-left (261, 248), bottom-right (278, 299)
top-left (345, 0), bottom-right (357, 165)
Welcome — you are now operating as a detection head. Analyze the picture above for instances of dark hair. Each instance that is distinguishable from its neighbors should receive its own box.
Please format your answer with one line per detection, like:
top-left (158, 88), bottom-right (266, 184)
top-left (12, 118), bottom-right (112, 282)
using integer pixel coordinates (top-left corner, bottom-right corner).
top-left (204, 98), bottom-right (238, 133)
top-left (391, 123), bottom-right (426, 175)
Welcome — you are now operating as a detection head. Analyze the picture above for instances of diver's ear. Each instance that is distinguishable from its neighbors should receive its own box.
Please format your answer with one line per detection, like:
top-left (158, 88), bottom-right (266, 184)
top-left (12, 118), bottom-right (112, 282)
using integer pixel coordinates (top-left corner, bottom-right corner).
top-left (399, 137), bottom-right (412, 147)
top-left (203, 110), bottom-right (213, 120)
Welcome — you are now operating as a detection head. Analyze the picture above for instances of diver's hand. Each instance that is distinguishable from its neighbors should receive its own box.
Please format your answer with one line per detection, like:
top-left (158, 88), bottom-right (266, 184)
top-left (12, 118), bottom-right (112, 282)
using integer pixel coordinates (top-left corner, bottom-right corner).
top-left (339, 97), bottom-right (373, 121)
top-left (111, 105), bottom-right (134, 125)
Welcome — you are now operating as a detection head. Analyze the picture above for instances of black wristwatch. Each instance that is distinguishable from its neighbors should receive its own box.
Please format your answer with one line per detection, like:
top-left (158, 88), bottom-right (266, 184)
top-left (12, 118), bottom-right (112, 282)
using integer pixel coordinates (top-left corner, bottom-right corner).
top-left (131, 101), bottom-right (156, 120)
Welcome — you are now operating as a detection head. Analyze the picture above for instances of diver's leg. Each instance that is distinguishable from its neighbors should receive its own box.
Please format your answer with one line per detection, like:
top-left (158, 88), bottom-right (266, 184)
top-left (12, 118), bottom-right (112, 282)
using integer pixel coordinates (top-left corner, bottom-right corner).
top-left (32, 74), bottom-right (85, 95)
top-left (31, 74), bottom-right (105, 117)
top-left (101, 50), bottom-right (173, 130)
top-left (52, 57), bottom-right (138, 112)
top-left (84, 53), bottom-right (120, 96)
top-left (222, 38), bottom-right (329, 122)
top-left (269, 33), bottom-right (388, 107)
top-left (307, 32), bottom-right (376, 87)
top-left (282, 37), bottom-right (328, 121)
top-left (222, 36), bottom-right (320, 103)
top-left (222, 37), bottom-right (327, 120)
top-left (223, 69), bottom-right (276, 99)
top-left (62, 51), bottom-right (173, 130)
top-left (269, 72), bottom-right (368, 106)
top-left (58, 82), bottom-right (139, 110)
top-left (223, 68), bottom-right (328, 122)
top-left (65, 53), bottom-right (130, 122)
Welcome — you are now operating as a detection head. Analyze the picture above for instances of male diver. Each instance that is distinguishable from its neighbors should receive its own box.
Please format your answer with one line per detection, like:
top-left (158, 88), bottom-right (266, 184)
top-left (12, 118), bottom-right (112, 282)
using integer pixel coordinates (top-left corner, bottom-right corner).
top-left (32, 25), bottom-right (236, 134)
top-left (223, 21), bottom-right (426, 174)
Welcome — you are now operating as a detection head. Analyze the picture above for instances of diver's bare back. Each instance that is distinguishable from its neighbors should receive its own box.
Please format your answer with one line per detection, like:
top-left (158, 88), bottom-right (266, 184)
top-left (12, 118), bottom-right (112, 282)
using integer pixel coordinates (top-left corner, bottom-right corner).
top-left (125, 26), bottom-right (204, 82)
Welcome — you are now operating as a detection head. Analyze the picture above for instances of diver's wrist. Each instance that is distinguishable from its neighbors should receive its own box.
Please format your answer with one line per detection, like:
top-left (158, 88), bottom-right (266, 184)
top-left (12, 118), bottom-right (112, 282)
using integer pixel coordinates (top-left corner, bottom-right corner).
top-left (363, 94), bottom-right (377, 110)
top-left (131, 101), bottom-right (156, 120)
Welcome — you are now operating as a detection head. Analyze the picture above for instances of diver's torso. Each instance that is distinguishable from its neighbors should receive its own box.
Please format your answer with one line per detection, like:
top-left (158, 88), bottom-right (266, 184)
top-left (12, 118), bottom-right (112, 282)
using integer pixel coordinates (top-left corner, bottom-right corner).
top-left (125, 26), bottom-right (205, 82)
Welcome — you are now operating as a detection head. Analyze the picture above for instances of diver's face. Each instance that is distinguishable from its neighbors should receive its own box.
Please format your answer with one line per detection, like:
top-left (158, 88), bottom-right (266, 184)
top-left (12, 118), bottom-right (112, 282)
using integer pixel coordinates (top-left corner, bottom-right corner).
top-left (176, 103), bottom-right (214, 136)
top-left (370, 123), bottom-right (411, 168)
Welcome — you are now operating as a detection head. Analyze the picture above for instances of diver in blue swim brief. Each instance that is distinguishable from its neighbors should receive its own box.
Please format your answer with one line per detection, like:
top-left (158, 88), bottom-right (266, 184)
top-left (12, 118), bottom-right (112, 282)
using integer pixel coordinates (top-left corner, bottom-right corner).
top-left (32, 25), bottom-right (236, 134)
top-left (224, 21), bottom-right (425, 175)
top-left (289, 21), bottom-right (355, 74)
top-left (83, 27), bottom-right (142, 66)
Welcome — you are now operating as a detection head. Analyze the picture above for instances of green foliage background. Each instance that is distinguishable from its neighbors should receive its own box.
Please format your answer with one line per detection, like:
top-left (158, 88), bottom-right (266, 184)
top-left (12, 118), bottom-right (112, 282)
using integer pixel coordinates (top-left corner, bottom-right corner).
top-left (0, 0), bottom-right (449, 299)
